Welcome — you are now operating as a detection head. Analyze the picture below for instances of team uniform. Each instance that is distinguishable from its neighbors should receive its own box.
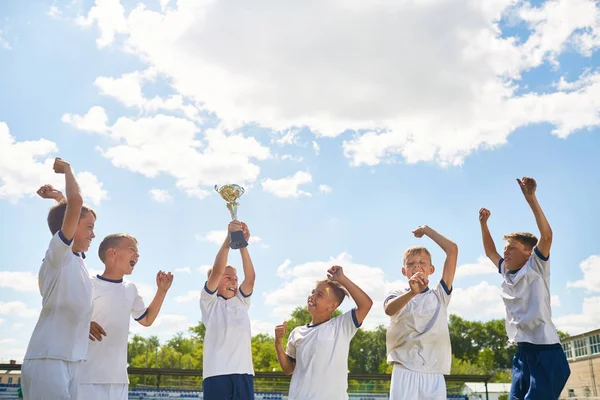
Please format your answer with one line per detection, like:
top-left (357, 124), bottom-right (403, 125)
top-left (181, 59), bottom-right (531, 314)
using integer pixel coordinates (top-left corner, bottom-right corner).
top-left (384, 280), bottom-right (452, 400)
top-left (498, 248), bottom-right (570, 399)
top-left (22, 231), bottom-right (93, 400)
top-left (285, 309), bottom-right (361, 400)
top-left (78, 275), bottom-right (148, 400)
top-left (200, 283), bottom-right (254, 400)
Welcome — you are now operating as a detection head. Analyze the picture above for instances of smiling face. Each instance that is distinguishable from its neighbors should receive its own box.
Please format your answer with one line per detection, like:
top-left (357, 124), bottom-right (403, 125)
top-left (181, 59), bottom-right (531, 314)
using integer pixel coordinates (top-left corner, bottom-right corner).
top-left (503, 238), bottom-right (532, 271)
top-left (307, 281), bottom-right (339, 319)
top-left (98, 234), bottom-right (139, 276)
top-left (217, 266), bottom-right (239, 299)
top-left (402, 249), bottom-right (435, 279)
top-left (73, 211), bottom-right (96, 253)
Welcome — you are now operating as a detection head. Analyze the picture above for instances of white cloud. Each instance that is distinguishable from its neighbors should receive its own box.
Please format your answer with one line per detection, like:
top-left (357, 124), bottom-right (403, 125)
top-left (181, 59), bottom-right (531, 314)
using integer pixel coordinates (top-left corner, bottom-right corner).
top-left (0, 301), bottom-right (39, 318)
top-left (454, 256), bottom-right (498, 279)
top-left (150, 189), bottom-right (172, 202)
top-left (274, 129), bottom-right (301, 146)
top-left (47, 6), bottom-right (61, 18)
top-left (281, 155), bottom-right (303, 162)
top-left (312, 141), bottom-right (320, 155)
top-left (175, 266), bottom-right (190, 273)
top-left (76, 0), bottom-right (128, 48)
top-left (566, 254), bottom-right (600, 293)
top-left (12, 323), bottom-right (24, 330)
top-left (262, 171), bottom-right (312, 198)
top-left (265, 252), bottom-right (405, 330)
top-left (201, 230), bottom-right (226, 245)
top-left (63, 109), bottom-right (270, 198)
top-left (74, 0), bottom-right (600, 167)
top-left (197, 264), bottom-right (211, 276)
top-left (174, 290), bottom-right (201, 303)
top-left (135, 282), bottom-right (156, 303)
top-left (448, 281), bottom-right (505, 321)
top-left (0, 318), bottom-right (4, 325)
top-left (318, 184), bottom-right (332, 194)
top-left (129, 313), bottom-right (193, 341)
top-left (0, 29), bottom-right (11, 50)
top-left (554, 297), bottom-right (600, 335)
top-left (0, 271), bottom-right (39, 293)
top-left (551, 295), bottom-right (561, 307)
top-left (251, 319), bottom-right (275, 336)
top-left (0, 122), bottom-right (108, 205)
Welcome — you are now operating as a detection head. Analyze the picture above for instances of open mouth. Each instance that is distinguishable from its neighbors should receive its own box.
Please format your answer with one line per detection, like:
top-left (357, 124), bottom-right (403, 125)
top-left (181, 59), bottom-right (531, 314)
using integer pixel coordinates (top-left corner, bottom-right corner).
top-left (130, 259), bottom-right (137, 268)
top-left (226, 286), bottom-right (236, 293)
top-left (307, 300), bottom-right (315, 307)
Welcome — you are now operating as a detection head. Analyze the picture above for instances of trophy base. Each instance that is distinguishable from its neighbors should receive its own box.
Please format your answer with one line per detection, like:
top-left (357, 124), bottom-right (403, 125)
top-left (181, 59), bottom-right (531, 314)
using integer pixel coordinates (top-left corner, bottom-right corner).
top-left (229, 230), bottom-right (248, 249)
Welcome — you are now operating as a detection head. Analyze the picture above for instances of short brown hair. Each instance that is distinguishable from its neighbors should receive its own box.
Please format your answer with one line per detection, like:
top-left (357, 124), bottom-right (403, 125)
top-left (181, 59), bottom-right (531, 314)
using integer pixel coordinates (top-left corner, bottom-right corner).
top-left (403, 246), bottom-right (432, 265)
top-left (503, 232), bottom-right (538, 250)
top-left (98, 234), bottom-right (138, 263)
top-left (316, 279), bottom-right (349, 307)
top-left (47, 200), bottom-right (96, 235)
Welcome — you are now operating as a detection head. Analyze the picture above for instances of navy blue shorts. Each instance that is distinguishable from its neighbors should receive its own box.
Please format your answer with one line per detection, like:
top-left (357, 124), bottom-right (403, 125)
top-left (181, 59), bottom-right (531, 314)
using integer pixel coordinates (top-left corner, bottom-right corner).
top-left (203, 373), bottom-right (254, 400)
top-left (510, 342), bottom-right (571, 400)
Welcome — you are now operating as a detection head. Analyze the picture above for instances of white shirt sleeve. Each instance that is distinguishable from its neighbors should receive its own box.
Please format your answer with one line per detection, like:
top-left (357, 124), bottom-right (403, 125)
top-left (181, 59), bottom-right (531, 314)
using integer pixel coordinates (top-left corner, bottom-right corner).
top-left (130, 283), bottom-right (148, 321)
top-left (433, 279), bottom-right (452, 307)
top-left (285, 329), bottom-right (298, 360)
top-left (529, 247), bottom-right (550, 277)
top-left (45, 230), bottom-right (75, 268)
top-left (337, 308), bottom-right (361, 339)
top-left (236, 286), bottom-right (252, 308)
top-left (383, 289), bottom-right (402, 308)
top-left (200, 281), bottom-right (217, 318)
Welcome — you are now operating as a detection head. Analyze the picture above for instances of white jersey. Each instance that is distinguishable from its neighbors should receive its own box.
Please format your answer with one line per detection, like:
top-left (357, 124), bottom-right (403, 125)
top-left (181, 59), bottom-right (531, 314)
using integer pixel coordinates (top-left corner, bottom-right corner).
top-left (79, 276), bottom-right (148, 384)
top-left (384, 280), bottom-right (452, 374)
top-left (285, 309), bottom-right (360, 400)
top-left (24, 231), bottom-right (93, 361)
top-left (499, 247), bottom-right (560, 345)
top-left (200, 283), bottom-right (254, 379)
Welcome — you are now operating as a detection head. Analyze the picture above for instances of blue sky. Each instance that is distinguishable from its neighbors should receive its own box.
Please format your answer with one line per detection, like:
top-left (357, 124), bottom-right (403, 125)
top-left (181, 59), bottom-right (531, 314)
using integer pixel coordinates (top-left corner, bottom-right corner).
top-left (1, 0), bottom-right (599, 362)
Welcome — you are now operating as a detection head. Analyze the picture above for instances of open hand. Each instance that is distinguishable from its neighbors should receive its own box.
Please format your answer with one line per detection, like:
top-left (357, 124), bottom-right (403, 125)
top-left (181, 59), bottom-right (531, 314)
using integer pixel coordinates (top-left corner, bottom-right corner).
top-left (517, 177), bottom-right (537, 198)
top-left (412, 225), bottom-right (429, 238)
top-left (275, 321), bottom-right (287, 343)
top-left (327, 265), bottom-right (346, 281)
top-left (156, 271), bottom-right (174, 291)
top-left (37, 184), bottom-right (65, 202)
top-left (53, 157), bottom-right (71, 174)
top-left (408, 272), bottom-right (429, 294)
top-left (479, 208), bottom-right (491, 224)
top-left (89, 321), bottom-right (106, 342)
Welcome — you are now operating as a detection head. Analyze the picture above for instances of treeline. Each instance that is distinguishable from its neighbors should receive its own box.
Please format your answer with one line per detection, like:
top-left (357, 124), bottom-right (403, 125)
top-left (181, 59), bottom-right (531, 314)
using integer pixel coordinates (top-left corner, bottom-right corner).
top-left (127, 308), bottom-right (568, 387)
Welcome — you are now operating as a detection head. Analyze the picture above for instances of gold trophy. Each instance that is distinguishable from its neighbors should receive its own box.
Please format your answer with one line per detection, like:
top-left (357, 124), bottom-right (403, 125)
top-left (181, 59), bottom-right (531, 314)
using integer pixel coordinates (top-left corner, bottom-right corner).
top-left (214, 184), bottom-right (248, 249)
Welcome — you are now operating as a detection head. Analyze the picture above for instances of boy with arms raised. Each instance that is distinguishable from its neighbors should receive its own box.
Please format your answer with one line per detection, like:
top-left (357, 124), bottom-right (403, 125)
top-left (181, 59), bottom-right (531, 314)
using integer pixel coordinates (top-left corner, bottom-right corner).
top-left (22, 158), bottom-right (97, 400)
top-left (274, 265), bottom-right (373, 400)
top-left (384, 225), bottom-right (458, 400)
top-left (479, 177), bottom-right (570, 399)
top-left (78, 233), bottom-right (173, 400)
top-left (200, 220), bottom-right (255, 399)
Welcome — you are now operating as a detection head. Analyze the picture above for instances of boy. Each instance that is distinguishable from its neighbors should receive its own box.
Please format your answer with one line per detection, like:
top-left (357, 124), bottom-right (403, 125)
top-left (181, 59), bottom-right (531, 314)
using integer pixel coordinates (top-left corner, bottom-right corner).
top-left (78, 233), bottom-right (174, 400)
top-left (22, 158), bottom-right (97, 400)
top-left (274, 265), bottom-right (373, 400)
top-left (200, 220), bottom-right (255, 399)
top-left (383, 225), bottom-right (458, 400)
top-left (479, 177), bottom-right (570, 399)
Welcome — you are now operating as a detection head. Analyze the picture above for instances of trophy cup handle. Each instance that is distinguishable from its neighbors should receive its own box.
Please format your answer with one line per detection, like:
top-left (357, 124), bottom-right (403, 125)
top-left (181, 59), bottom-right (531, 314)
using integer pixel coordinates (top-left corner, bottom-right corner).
top-left (229, 230), bottom-right (248, 249)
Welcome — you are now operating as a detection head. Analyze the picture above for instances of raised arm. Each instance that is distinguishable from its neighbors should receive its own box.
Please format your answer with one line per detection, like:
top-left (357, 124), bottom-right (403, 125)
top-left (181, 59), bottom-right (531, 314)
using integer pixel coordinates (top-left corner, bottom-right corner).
top-left (384, 272), bottom-right (428, 316)
top-left (54, 158), bottom-right (83, 241)
top-left (412, 225), bottom-right (458, 290)
top-left (479, 208), bottom-right (502, 268)
top-left (274, 322), bottom-right (295, 375)
top-left (206, 221), bottom-right (240, 292)
top-left (518, 177), bottom-right (552, 258)
top-left (328, 265), bottom-right (373, 326)
top-left (239, 222), bottom-right (256, 296)
top-left (37, 184), bottom-right (65, 203)
top-left (138, 271), bottom-right (173, 327)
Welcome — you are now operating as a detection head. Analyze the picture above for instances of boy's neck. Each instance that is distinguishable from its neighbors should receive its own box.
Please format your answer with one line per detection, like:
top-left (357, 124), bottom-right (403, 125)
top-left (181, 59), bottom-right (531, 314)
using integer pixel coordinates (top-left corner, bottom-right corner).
top-left (310, 314), bottom-right (331, 326)
top-left (100, 266), bottom-right (125, 281)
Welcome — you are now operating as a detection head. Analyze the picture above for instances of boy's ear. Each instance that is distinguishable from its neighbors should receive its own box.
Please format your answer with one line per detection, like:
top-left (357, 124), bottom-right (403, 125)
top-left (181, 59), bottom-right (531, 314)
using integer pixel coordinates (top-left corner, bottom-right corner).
top-left (430, 265), bottom-right (435, 275)
top-left (401, 267), bottom-right (407, 277)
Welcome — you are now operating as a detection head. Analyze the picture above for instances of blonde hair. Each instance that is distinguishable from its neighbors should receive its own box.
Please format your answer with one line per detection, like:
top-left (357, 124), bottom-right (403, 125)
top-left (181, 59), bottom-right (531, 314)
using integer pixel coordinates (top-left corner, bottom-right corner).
top-left (403, 245), bottom-right (432, 265)
top-left (207, 265), bottom-right (237, 278)
top-left (98, 234), bottom-right (138, 263)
